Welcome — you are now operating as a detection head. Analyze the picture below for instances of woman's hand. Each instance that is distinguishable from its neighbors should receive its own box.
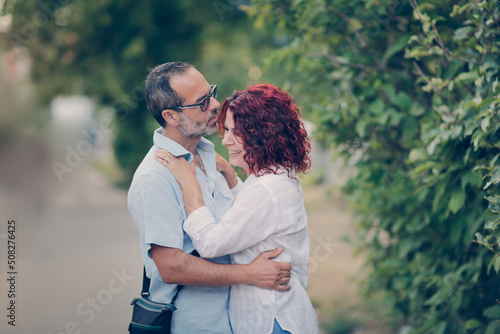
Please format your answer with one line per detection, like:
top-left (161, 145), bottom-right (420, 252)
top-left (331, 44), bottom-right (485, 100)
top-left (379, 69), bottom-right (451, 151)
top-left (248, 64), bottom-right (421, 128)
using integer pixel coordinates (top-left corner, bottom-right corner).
top-left (215, 152), bottom-right (231, 173)
top-left (155, 149), bottom-right (196, 188)
top-left (215, 152), bottom-right (238, 188)
top-left (156, 149), bottom-right (205, 214)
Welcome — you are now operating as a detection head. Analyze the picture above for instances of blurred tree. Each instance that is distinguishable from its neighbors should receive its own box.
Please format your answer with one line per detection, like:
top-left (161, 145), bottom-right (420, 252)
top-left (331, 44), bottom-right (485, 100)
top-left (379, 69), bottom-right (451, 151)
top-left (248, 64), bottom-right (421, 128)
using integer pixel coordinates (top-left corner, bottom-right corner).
top-left (1, 0), bottom-right (259, 185)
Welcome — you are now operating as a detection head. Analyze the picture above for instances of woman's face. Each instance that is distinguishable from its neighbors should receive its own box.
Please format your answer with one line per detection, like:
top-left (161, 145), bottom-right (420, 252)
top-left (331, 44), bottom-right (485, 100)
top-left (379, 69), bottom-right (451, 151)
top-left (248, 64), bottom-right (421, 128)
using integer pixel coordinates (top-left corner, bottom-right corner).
top-left (221, 110), bottom-right (249, 174)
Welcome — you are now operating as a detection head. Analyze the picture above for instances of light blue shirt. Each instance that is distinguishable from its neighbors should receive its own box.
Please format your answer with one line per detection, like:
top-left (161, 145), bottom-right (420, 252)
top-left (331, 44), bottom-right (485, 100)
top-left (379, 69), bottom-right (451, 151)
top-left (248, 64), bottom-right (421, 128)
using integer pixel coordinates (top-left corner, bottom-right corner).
top-left (127, 128), bottom-right (234, 333)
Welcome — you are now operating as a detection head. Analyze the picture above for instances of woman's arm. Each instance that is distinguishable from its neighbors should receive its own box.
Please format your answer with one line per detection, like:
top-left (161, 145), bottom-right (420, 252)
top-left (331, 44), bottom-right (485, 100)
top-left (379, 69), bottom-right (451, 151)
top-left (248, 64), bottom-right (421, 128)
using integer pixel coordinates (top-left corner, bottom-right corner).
top-left (215, 152), bottom-right (239, 189)
top-left (181, 183), bottom-right (282, 258)
top-left (156, 149), bottom-right (293, 258)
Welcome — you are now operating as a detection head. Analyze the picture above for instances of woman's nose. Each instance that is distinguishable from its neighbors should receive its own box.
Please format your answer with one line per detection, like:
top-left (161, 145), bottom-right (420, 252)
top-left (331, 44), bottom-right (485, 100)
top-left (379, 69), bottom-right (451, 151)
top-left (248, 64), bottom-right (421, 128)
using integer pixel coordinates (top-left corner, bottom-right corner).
top-left (222, 132), bottom-right (231, 146)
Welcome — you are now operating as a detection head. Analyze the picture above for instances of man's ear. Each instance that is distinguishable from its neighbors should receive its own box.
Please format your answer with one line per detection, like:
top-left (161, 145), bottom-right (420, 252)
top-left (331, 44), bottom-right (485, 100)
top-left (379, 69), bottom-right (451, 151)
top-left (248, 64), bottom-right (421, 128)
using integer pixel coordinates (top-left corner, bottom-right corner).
top-left (162, 109), bottom-right (179, 126)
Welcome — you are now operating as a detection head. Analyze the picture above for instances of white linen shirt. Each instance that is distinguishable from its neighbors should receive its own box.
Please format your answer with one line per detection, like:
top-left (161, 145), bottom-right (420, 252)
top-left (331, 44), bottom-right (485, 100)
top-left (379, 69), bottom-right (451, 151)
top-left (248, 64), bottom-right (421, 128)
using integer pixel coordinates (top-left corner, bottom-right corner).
top-left (184, 170), bottom-right (319, 334)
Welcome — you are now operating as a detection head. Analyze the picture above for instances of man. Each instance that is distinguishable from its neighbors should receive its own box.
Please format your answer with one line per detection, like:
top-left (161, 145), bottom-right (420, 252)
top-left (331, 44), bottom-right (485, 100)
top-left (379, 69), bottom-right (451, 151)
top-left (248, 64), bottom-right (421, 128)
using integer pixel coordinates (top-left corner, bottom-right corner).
top-left (127, 62), bottom-right (291, 333)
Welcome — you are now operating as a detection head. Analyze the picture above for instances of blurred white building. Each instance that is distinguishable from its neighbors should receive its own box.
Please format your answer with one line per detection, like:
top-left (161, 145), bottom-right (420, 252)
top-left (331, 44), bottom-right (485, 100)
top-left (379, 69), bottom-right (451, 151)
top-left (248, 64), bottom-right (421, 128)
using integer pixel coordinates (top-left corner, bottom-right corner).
top-left (51, 95), bottom-right (94, 125)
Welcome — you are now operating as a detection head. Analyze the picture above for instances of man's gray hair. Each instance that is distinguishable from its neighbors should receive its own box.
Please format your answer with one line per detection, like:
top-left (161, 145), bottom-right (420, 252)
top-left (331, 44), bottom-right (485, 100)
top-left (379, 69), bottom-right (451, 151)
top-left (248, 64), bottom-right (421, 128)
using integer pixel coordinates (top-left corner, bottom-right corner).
top-left (145, 61), bottom-right (194, 127)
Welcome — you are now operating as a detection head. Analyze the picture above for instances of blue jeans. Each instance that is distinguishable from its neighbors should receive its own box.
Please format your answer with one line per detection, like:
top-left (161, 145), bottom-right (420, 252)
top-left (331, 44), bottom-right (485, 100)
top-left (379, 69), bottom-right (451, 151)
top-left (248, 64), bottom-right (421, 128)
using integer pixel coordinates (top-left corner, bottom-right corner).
top-left (273, 319), bottom-right (292, 334)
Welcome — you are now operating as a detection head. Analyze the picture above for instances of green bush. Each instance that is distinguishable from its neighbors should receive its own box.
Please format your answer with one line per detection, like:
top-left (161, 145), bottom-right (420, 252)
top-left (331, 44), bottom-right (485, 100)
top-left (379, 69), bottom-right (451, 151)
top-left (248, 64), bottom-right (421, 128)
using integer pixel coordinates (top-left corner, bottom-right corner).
top-left (247, 0), bottom-right (500, 332)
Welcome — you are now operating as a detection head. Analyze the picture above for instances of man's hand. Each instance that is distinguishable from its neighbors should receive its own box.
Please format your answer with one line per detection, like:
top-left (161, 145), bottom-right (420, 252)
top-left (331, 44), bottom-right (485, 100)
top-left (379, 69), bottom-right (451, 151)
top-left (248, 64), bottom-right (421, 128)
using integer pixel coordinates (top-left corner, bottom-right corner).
top-left (246, 247), bottom-right (292, 292)
top-left (151, 244), bottom-right (292, 289)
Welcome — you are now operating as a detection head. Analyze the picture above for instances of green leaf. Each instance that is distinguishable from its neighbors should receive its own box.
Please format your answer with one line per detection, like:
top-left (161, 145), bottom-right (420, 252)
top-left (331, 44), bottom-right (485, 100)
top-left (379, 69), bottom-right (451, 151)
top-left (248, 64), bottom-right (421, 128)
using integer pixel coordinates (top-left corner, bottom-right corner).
top-left (485, 196), bottom-right (500, 204)
top-left (483, 304), bottom-right (500, 319)
top-left (398, 239), bottom-right (414, 258)
top-left (456, 71), bottom-right (479, 83)
top-left (461, 171), bottom-right (482, 189)
top-left (382, 35), bottom-right (411, 63)
top-left (456, 3), bottom-right (473, 16)
top-left (427, 136), bottom-right (440, 155)
top-left (393, 92), bottom-right (412, 109)
top-left (434, 321), bottom-right (447, 334)
top-left (481, 117), bottom-right (491, 132)
top-left (355, 119), bottom-right (368, 138)
top-left (376, 111), bottom-right (390, 125)
top-left (383, 84), bottom-right (397, 102)
top-left (449, 189), bottom-right (466, 214)
top-left (475, 232), bottom-right (484, 244)
top-left (408, 148), bottom-right (428, 163)
top-left (490, 153), bottom-right (500, 167)
top-left (494, 256), bottom-right (500, 274)
top-left (433, 181), bottom-right (447, 212)
top-left (485, 321), bottom-right (500, 334)
top-left (454, 26), bottom-right (473, 40)
top-left (484, 168), bottom-right (500, 189)
top-left (465, 319), bottom-right (483, 331)
top-left (369, 99), bottom-right (385, 116)
top-left (409, 103), bottom-right (425, 116)
top-left (484, 215), bottom-right (500, 231)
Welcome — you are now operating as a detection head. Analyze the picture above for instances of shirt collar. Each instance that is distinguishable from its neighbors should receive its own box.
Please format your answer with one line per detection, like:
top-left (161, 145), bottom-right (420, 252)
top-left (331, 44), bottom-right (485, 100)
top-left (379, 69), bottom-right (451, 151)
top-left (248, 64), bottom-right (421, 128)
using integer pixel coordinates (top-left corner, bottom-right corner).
top-left (153, 128), bottom-right (215, 163)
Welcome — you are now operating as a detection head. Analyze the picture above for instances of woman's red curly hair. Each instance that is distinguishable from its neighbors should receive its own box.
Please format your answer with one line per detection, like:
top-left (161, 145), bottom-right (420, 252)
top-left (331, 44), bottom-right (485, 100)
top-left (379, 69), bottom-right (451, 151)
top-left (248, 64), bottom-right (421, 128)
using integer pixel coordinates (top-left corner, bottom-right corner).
top-left (219, 84), bottom-right (311, 177)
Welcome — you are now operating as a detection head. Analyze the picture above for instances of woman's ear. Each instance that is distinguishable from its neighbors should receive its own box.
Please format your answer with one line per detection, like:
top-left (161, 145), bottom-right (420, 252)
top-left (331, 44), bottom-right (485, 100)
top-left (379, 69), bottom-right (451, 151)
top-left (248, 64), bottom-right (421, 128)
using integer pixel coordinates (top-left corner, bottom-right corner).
top-left (162, 109), bottom-right (179, 126)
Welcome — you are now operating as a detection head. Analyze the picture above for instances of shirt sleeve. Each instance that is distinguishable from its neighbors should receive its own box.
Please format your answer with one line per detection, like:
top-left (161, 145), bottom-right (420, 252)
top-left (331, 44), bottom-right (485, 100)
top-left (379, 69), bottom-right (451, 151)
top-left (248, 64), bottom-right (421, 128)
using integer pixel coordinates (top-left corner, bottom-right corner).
top-left (132, 173), bottom-right (185, 256)
top-left (183, 180), bottom-right (284, 258)
top-left (230, 177), bottom-right (243, 197)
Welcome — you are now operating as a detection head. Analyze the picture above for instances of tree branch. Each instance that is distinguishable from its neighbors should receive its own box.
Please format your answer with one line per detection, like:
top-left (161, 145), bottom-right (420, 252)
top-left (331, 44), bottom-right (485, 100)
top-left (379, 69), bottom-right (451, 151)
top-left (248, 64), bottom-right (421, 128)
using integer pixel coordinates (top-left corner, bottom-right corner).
top-left (410, 0), bottom-right (483, 65)
top-left (335, 10), bottom-right (367, 49)
top-left (305, 52), bottom-right (384, 72)
top-left (334, 9), bottom-right (384, 69)
top-left (412, 61), bottom-right (448, 99)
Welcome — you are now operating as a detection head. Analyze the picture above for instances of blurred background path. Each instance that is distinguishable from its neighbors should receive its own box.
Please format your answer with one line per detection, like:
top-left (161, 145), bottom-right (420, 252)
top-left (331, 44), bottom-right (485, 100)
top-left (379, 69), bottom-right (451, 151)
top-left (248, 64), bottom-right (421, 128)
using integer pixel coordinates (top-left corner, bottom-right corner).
top-left (0, 133), bottom-right (143, 333)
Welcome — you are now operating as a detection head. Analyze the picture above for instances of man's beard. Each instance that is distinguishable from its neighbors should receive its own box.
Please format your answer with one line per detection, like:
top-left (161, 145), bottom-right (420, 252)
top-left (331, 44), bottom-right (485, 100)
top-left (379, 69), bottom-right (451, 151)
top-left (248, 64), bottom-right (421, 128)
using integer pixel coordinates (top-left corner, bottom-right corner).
top-left (178, 111), bottom-right (218, 138)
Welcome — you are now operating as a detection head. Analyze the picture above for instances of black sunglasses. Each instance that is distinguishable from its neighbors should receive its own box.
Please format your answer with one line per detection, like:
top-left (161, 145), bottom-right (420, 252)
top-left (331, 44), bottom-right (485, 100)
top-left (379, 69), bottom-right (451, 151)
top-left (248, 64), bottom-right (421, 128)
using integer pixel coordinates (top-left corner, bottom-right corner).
top-left (172, 85), bottom-right (217, 112)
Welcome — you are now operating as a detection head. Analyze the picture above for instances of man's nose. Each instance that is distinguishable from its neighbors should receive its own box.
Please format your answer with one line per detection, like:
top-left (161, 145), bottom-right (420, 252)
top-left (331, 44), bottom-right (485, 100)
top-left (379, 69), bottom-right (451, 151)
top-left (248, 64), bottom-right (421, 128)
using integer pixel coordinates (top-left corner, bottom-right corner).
top-left (210, 97), bottom-right (220, 111)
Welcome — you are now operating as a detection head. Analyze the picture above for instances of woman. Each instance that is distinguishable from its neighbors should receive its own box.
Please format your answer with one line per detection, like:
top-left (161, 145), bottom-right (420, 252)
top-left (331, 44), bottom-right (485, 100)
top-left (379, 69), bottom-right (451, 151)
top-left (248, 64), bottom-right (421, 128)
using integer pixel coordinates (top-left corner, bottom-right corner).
top-left (156, 84), bottom-right (318, 334)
